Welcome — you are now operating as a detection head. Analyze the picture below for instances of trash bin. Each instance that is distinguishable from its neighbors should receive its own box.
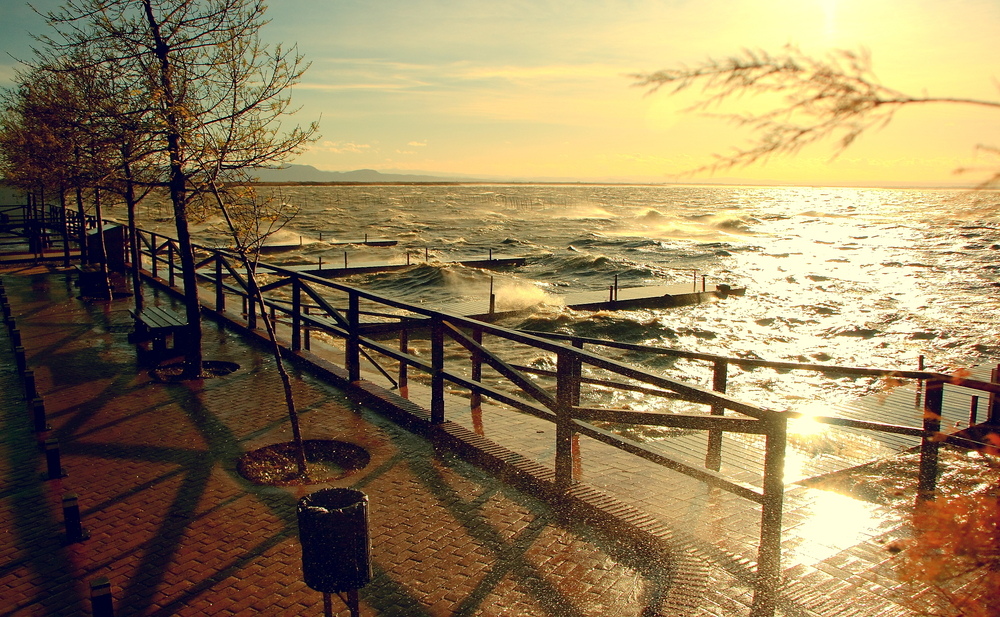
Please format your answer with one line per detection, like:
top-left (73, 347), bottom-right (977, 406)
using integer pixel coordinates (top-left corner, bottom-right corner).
top-left (297, 488), bottom-right (372, 593)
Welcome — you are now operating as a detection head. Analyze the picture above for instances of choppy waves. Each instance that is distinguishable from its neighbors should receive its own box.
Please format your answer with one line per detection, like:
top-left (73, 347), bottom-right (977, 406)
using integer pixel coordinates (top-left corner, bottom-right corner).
top-left (156, 183), bottom-right (1000, 413)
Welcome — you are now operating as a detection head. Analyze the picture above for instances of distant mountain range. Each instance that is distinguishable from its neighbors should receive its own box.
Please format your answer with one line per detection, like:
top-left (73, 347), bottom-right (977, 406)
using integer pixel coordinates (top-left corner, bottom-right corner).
top-left (235, 164), bottom-right (973, 188)
top-left (248, 164), bottom-right (481, 183)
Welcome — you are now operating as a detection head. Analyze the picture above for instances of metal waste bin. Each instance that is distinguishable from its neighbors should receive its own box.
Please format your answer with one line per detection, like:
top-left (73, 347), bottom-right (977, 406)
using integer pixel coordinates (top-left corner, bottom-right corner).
top-left (297, 488), bottom-right (372, 593)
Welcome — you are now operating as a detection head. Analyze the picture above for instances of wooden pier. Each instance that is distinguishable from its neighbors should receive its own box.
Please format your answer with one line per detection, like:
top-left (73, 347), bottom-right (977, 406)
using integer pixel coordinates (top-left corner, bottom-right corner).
top-left (439, 282), bottom-right (746, 320)
top-left (258, 237), bottom-right (397, 253)
top-left (563, 282), bottom-right (745, 311)
top-left (288, 256), bottom-right (528, 278)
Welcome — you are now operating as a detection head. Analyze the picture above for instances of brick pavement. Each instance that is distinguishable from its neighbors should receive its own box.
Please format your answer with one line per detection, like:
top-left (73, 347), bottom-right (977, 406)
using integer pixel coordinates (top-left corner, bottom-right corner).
top-left (0, 266), bottom-right (674, 616)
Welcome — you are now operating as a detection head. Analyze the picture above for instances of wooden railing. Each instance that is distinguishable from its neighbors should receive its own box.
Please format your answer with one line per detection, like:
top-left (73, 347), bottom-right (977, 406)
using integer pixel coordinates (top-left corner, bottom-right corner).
top-left (125, 221), bottom-right (1000, 617)
top-left (0, 202), bottom-right (97, 259)
top-left (8, 204), bottom-right (1000, 617)
top-left (128, 225), bottom-right (792, 615)
top-left (519, 330), bottom-right (1000, 495)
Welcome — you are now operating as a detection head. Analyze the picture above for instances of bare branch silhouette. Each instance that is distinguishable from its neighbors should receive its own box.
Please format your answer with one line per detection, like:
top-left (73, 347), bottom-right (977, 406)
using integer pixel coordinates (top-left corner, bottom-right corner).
top-left (634, 46), bottom-right (1000, 179)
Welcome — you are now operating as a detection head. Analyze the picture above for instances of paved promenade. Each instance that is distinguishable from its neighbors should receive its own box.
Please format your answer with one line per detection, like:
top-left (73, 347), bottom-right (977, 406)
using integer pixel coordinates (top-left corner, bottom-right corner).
top-left (0, 265), bottom-right (672, 616)
top-left (0, 262), bottom-right (951, 616)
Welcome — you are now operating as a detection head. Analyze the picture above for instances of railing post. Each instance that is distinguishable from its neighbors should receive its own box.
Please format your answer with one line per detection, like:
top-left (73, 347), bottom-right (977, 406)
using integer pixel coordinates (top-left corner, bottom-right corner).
top-left (555, 351), bottom-right (576, 489)
top-left (989, 365), bottom-right (1000, 424)
top-left (430, 316), bottom-right (445, 423)
top-left (346, 292), bottom-right (361, 382)
top-left (751, 413), bottom-right (786, 617)
top-left (706, 359), bottom-right (728, 471)
top-left (291, 279), bottom-right (301, 352)
top-left (303, 306), bottom-right (311, 351)
top-left (215, 257), bottom-right (225, 312)
top-left (397, 324), bottom-right (408, 394)
top-left (150, 236), bottom-right (158, 280)
top-left (470, 326), bottom-right (483, 410)
top-left (918, 377), bottom-right (944, 501)
top-left (246, 293), bottom-right (257, 330)
top-left (167, 242), bottom-right (175, 288)
top-left (570, 340), bottom-right (583, 406)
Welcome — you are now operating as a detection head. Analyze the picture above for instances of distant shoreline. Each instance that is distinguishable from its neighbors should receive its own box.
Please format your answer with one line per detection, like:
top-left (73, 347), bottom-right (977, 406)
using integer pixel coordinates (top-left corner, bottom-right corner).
top-left (247, 180), bottom-right (671, 187)
top-left (245, 180), bottom-right (983, 190)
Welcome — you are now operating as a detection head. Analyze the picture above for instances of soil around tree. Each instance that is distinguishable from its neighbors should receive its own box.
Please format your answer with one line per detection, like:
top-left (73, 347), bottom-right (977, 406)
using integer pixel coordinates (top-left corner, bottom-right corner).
top-left (152, 360), bottom-right (240, 381)
top-left (238, 439), bottom-right (372, 486)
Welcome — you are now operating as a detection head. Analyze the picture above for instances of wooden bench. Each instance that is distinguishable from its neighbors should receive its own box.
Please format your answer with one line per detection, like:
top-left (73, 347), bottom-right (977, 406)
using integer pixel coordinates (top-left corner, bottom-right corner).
top-left (130, 305), bottom-right (189, 359)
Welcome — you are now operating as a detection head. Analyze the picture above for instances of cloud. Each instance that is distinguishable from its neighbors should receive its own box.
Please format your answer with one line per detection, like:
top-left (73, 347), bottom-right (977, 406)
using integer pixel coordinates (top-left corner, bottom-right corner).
top-left (302, 57), bottom-right (626, 94)
top-left (407, 141), bottom-right (427, 147)
top-left (300, 56), bottom-right (641, 129)
top-left (315, 141), bottom-right (374, 154)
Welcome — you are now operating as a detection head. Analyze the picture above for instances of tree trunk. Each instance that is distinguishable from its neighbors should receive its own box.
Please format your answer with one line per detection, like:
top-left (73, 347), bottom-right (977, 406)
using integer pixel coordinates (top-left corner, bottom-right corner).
top-left (144, 0), bottom-right (202, 377)
top-left (92, 188), bottom-right (113, 300)
top-left (58, 187), bottom-right (71, 268)
top-left (122, 156), bottom-right (144, 312)
top-left (245, 262), bottom-right (308, 476)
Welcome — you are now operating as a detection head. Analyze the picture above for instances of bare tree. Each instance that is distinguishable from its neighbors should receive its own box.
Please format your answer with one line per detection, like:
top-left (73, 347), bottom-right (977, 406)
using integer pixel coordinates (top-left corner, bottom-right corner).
top-left (203, 174), bottom-right (309, 477)
top-left (36, 0), bottom-right (318, 377)
top-left (0, 64), bottom-right (103, 268)
top-left (633, 46), bottom-right (1000, 185)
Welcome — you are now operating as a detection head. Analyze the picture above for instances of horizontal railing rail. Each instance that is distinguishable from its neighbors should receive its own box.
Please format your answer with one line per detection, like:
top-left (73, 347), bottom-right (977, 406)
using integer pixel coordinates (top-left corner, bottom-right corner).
top-left (522, 328), bottom-right (1000, 439)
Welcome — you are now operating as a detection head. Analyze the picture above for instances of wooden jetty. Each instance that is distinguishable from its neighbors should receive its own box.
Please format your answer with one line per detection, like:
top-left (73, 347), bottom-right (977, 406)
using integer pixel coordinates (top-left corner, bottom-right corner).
top-left (258, 237), bottom-right (397, 253)
top-left (563, 282), bottom-right (745, 311)
top-left (289, 256), bottom-right (527, 278)
top-left (438, 282), bottom-right (746, 321)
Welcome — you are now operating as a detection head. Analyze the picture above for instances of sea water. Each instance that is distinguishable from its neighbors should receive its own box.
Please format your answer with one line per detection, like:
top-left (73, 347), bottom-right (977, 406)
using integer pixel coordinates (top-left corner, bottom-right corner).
top-left (138, 183), bottom-right (1000, 415)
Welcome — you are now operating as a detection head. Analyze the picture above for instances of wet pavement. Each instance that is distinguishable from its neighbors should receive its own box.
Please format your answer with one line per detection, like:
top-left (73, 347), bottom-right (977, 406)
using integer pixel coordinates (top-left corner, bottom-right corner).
top-left (0, 263), bottom-right (974, 616)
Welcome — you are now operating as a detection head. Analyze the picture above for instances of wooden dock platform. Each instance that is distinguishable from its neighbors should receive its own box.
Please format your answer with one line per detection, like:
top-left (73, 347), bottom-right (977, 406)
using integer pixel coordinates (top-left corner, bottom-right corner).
top-left (258, 237), bottom-right (397, 253)
top-left (288, 256), bottom-right (528, 278)
top-left (438, 282), bottom-right (746, 320)
top-left (563, 282), bottom-right (745, 311)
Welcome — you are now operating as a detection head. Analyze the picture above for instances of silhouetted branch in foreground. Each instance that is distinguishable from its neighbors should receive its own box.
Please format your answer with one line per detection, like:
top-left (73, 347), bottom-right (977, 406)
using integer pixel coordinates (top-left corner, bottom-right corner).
top-left (633, 46), bottom-right (1000, 183)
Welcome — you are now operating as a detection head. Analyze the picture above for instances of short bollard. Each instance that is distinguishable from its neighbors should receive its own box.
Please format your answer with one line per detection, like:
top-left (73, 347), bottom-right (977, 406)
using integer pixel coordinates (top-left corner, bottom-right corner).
top-left (62, 493), bottom-right (89, 544)
top-left (10, 326), bottom-right (20, 349)
top-left (44, 438), bottom-right (67, 480)
top-left (297, 488), bottom-right (371, 617)
top-left (14, 345), bottom-right (26, 373)
top-left (22, 369), bottom-right (36, 400)
top-left (31, 398), bottom-right (50, 433)
top-left (90, 577), bottom-right (114, 617)
top-left (1, 301), bottom-right (10, 318)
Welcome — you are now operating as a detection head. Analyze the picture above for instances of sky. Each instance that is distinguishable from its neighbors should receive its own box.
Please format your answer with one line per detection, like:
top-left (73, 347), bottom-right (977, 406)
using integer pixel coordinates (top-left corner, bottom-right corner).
top-left (1, 0), bottom-right (998, 185)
